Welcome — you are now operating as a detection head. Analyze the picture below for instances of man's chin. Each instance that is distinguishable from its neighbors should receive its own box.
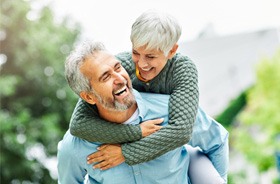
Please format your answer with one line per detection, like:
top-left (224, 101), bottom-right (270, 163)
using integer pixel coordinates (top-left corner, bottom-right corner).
top-left (114, 94), bottom-right (135, 111)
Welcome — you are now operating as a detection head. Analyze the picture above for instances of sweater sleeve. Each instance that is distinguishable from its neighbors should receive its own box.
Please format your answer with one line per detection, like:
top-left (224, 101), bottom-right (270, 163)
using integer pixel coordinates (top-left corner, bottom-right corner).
top-left (121, 58), bottom-right (199, 165)
top-left (69, 98), bottom-right (142, 143)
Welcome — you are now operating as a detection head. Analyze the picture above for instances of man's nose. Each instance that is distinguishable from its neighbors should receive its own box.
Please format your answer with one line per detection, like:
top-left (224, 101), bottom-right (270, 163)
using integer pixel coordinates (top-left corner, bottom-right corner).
top-left (113, 72), bottom-right (126, 84)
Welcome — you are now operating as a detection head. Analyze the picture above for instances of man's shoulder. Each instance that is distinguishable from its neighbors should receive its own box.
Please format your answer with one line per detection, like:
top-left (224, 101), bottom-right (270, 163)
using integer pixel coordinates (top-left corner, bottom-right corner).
top-left (135, 90), bottom-right (169, 120)
top-left (134, 89), bottom-right (169, 103)
top-left (139, 92), bottom-right (170, 103)
top-left (58, 131), bottom-right (85, 153)
top-left (58, 130), bottom-right (100, 152)
top-left (58, 130), bottom-right (77, 153)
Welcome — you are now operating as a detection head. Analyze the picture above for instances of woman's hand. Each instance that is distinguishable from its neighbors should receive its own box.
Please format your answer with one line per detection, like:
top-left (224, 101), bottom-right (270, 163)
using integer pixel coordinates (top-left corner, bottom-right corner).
top-left (140, 118), bottom-right (163, 137)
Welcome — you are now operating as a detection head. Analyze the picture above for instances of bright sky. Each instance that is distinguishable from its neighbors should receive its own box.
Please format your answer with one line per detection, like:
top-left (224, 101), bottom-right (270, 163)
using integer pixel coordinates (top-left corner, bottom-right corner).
top-left (46, 0), bottom-right (280, 54)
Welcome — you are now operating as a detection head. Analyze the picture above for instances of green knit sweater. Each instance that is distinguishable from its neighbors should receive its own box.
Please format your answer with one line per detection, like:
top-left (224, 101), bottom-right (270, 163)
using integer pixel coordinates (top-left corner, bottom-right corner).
top-left (69, 52), bottom-right (199, 165)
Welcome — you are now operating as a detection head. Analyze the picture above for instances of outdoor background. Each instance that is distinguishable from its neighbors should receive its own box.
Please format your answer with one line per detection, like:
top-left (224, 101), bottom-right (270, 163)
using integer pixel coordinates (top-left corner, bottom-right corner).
top-left (0, 0), bottom-right (279, 183)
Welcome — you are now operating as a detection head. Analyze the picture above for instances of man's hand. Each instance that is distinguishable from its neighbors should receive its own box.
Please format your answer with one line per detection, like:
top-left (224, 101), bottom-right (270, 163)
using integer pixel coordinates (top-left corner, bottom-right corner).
top-left (87, 144), bottom-right (124, 170)
top-left (140, 118), bottom-right (163, 137)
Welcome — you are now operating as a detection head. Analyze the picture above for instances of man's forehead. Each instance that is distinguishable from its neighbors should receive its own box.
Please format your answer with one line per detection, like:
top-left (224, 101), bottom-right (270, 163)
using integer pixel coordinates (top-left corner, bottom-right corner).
top-left (90, 54), bottom-right (120, 76)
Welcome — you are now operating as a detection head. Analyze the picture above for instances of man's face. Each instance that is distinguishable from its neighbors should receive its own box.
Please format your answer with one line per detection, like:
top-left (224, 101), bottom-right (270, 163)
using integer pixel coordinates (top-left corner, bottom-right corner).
top-left (80, 51), bottom-right (135, 111)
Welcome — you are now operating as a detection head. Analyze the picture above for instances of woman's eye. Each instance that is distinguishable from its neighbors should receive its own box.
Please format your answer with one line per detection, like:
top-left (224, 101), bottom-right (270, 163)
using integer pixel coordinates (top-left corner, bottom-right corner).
top-left (146, 56), bottom-right (155, 60)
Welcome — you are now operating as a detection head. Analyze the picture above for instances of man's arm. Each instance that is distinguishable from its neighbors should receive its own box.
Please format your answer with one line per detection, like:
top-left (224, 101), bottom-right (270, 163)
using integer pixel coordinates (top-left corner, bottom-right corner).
top-left (57, 133), bottom-right (87, 184)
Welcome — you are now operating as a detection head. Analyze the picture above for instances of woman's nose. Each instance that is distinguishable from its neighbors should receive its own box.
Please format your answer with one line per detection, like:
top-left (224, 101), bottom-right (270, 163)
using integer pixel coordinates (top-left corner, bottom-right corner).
top-left (138, 57), bottom-right (148, 68)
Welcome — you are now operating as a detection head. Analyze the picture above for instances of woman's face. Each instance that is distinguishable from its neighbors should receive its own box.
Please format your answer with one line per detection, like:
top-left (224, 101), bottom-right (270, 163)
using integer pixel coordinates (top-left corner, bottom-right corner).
top-left (132, 46), bottom-right (174, 81)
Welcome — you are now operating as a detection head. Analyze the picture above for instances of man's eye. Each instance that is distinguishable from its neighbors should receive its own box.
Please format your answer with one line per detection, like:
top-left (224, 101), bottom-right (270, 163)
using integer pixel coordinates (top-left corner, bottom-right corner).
top-left (115, 64), bottom-right (122, 71)
top-left (103, 74), bottom-right (110, 81)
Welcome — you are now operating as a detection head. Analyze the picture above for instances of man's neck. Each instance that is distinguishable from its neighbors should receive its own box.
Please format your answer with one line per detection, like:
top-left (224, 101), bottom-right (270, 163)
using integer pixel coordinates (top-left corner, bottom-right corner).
top-left (97, 103), bottom-right (138, 124)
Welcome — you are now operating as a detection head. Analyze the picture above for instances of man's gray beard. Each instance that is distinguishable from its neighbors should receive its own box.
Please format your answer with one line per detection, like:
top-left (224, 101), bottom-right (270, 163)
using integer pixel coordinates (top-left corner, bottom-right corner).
top-left (94, 88), bottom-right (135, 111)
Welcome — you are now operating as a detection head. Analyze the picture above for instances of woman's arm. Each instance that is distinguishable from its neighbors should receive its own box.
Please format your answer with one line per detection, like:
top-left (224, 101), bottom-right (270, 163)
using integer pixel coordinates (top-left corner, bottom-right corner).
top-left (121, 57), bottom-right (199, 165)
top-left (70, 98), bottom-right (142, 143)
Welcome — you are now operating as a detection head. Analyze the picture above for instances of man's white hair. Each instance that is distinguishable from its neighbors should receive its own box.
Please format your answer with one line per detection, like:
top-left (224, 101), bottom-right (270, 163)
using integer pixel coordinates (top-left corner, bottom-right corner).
top-left (65, 40), bottom-right (106, 96)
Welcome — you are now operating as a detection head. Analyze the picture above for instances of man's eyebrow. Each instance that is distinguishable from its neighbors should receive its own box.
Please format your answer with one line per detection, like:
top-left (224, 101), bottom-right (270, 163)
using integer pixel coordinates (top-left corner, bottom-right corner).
top-left (114, 61), bottom-right (121, 68)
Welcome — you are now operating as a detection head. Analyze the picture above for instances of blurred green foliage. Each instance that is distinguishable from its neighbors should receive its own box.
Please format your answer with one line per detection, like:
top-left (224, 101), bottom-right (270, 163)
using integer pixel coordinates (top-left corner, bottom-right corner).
top-left (0, 0), bottom-right (81, 183)
top-left (233, 50), bottom-right (280, 172)
top-left (215, 90), bottom-right (247, 128)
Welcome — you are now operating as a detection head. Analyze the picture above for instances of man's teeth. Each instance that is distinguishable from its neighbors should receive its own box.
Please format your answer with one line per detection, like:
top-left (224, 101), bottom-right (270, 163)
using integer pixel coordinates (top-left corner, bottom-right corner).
top-left (114, 87), bottom-right (127, 96)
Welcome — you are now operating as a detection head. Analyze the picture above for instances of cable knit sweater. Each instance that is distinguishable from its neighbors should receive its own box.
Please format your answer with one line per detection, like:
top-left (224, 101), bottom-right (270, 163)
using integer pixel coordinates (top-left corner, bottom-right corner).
top-left (69, 52), bottom-right (199, 165)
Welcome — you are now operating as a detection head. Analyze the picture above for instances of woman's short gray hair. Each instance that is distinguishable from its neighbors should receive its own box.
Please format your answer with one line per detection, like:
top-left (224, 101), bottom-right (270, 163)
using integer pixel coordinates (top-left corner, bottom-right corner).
top-left (130, 10), bottom-right (181, 56)
top-left (65, 40), bottom-right (106, 96)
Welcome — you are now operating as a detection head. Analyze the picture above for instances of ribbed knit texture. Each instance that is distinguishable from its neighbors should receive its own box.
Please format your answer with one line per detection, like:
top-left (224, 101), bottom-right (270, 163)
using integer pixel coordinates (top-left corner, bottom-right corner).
top-left (70, 52), bottom-right (199, 165)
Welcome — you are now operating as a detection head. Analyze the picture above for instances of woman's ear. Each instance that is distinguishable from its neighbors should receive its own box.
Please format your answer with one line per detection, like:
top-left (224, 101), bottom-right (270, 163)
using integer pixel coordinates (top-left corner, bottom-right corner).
top-left (80, 91), bottom-right (96, 105)
top-left (167, 44), bottom-right (178, 59)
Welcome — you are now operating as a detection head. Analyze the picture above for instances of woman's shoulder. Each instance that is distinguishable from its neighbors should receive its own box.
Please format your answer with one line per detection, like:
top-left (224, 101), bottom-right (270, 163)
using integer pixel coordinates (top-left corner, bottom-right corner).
top-left (171, 53), bottom-right (197, 71)
top-left (115, 51), bottom-right (132, 60)
top-left (115, 51), bottom-right (135, 75)
top-left (172, 53), bottom-right (193, 63)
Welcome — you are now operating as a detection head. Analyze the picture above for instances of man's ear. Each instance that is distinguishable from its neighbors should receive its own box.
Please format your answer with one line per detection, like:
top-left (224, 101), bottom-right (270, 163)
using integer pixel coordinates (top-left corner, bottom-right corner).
top-left (80, 91), bottom-right (96, 105)
top-left (167, 44), bottom-right (178, 59)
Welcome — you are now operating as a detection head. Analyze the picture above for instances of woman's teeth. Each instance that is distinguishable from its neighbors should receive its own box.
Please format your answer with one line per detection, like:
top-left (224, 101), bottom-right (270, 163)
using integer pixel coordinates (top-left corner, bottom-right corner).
top-left (141, 67), bottom-right (152, 71)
